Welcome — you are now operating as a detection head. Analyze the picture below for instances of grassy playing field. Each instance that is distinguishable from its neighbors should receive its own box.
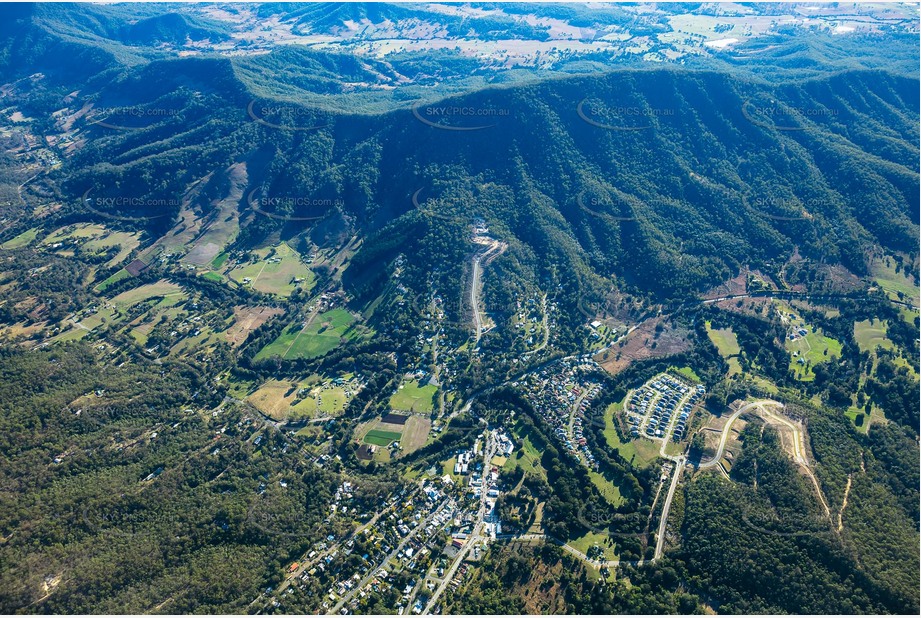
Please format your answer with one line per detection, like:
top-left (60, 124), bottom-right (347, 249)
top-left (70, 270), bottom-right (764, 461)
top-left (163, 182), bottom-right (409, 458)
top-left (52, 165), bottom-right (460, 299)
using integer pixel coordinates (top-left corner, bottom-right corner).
top-left (389, 380), bottom-right (438, 413)
top-left (364, 429), bottom-right (403, 447)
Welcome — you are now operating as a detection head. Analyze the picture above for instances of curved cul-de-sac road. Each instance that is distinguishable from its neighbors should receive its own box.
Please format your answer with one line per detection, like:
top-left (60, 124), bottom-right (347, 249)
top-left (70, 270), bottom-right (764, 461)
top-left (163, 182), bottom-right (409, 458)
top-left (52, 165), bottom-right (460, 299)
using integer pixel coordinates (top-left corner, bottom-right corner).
top-left (699, 400), bottom-right (831, 520)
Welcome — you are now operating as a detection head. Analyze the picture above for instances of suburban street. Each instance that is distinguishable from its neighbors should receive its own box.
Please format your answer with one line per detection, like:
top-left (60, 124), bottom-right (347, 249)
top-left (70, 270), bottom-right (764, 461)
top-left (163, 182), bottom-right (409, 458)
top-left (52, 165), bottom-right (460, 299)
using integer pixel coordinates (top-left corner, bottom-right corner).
top-left (328, 496), bottom-right (453, 615)
top-left (653, 454), bottom-right (685, 560)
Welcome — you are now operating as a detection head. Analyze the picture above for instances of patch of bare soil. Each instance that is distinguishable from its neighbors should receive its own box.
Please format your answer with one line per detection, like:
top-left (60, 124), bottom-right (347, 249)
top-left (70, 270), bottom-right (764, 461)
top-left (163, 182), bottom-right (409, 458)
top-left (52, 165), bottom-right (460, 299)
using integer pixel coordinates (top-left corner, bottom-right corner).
top-left (702, 269), bottom-right (749, 300)
top-left (595, 317), bottom-right (691, 375)
top-left (225, 305), bottom-right (283, 347)
top-left (711, 296), bottom-right (772, 318)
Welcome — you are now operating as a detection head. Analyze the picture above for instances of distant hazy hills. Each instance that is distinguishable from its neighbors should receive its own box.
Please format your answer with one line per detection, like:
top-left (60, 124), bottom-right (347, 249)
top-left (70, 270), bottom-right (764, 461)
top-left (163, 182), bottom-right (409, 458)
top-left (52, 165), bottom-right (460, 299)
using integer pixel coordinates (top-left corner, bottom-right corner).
top-left (2, 2), bottom-right (919, 97)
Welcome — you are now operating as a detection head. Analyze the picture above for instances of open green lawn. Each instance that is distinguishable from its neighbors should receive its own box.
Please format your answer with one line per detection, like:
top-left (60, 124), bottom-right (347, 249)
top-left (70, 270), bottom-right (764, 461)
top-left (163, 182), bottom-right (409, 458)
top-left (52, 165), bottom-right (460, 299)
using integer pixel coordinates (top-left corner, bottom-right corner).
top-left (248, 376), bottom-right (356, 420)
top-left (869, 255), bottom-right (920, 304)
top-left (201, 271), bottom-right (223, 283)
top-left (602, 402), bottom-right (660, 469)
top-left (705, 321), bottom-right (741, 355)
top-left (211, 251), bottom-right (229, 269)
top-left (726, 357), bottom-right (743, 376)
top-left (42, 224), bottom-right (140, 267)
top-left (662, 440), bottom-right (685, 458)
top-left (844, 405), bottom-right (882, 434)
top-left (54, 281), bottom-right (187, 342)
top-left (77, 282), bottom-right (199, 349)
top-left (255, 324), bottom-right (301, 359)
top-left (670, 366), bottom-right (701, 383)
top-left (778, 305), bottom-right (842, 382)
top-left (111, 281), bottom-right (185, 308)
top-left (567, 531), bottom-right (619, 562)
top-left (750, 375), bottom-right (780, 395)
top-left (898, 306), bottom-right (919, 328)
top-left (227, 242), bottom-right (314, 297)
top-left (169, 328), bottom-right (215, 357)
top-left (364, 429), bottom-right (403, 446)
top-left (286, 310), bottom-right (354, 358)
top-left (1, 227), bottom-right (41, 249)
top-left (255, 308), bottom-right (359, 360)
top-left (705, 321), bottom-right (743, 376)
top-left (95, 268), bottom-right (131, 293)
top-left (390, 380), bottom-right (437, 413)
top-left (503, 422), bottom-right (548, 480)
top-left (588, 470), bottom-right (625, 507)
top-left (853, 319), bottom-right (895, 354)
top-left (43, 223), bottom-right (107, 244)
top-left (55, 324), bottom-right (94, 342)
top-left (291, 385), bottom-right (349, 416)
top-left (787, 328), bottom-right (842, 382)
top-left (85, 232), bottom-right (139, 265)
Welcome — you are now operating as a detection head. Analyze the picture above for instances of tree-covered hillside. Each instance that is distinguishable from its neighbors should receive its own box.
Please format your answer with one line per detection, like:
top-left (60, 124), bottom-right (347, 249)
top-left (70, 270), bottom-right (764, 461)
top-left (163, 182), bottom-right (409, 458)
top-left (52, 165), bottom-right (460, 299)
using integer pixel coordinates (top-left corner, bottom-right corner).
top-left (42, 64), bottom-right (917, 308)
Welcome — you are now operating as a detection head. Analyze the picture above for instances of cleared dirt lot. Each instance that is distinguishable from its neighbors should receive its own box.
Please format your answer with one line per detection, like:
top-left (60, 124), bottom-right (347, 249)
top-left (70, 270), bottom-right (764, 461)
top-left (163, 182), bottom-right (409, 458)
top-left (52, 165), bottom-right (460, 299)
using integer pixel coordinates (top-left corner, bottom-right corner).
top-left (247, 380), bottom-right (298, 420)
top-left (400, 416), bottom-right (432, 454)
top-left (225, 305), bottom-right (283, 347)
top-left (596, 318), bottom-right (691, 375)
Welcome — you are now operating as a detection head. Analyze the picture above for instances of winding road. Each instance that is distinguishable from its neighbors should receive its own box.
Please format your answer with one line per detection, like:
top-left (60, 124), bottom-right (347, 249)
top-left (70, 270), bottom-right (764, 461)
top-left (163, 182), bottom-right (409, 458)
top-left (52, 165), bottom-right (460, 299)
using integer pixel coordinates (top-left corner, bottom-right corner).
top-left (698, 401), bottom-right (780, 469)
top-left (699, 400), bottom-right (831, 521)
top-left (470, 256), bottom-right (483, 346)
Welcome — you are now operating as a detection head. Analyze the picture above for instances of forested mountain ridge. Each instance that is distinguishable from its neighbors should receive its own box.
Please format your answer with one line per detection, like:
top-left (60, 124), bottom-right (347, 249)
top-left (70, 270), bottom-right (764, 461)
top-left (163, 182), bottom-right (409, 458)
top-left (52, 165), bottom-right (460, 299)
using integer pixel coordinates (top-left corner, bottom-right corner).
top-left (44, 63), bottom-right (918, 307)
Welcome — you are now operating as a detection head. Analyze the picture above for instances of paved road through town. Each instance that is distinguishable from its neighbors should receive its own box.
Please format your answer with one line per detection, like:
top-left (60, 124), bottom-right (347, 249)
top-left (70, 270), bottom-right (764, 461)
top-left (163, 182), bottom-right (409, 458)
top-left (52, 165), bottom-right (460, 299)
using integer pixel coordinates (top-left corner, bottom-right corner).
top-left (423, 433), bottom-right (496, 614)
